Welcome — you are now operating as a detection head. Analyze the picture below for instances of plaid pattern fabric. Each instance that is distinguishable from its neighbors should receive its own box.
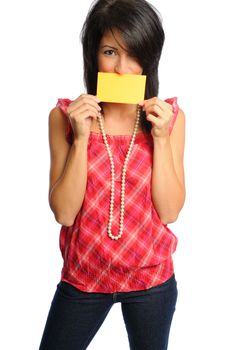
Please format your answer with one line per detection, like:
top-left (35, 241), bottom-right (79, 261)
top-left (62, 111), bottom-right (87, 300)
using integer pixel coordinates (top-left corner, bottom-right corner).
top-left (55, 97), bottom-right (179, 293)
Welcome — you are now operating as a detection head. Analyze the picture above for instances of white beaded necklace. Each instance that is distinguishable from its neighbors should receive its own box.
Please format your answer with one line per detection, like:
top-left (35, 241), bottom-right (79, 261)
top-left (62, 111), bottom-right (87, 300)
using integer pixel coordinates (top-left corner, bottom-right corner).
top-left (97, 105), bottom-right (141, 240)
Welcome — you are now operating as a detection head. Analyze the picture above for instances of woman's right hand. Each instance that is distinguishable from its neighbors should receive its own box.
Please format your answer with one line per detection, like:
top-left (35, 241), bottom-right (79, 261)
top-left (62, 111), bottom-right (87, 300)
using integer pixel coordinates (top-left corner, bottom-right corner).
top-left (66, 94), bottom-right (101, 140)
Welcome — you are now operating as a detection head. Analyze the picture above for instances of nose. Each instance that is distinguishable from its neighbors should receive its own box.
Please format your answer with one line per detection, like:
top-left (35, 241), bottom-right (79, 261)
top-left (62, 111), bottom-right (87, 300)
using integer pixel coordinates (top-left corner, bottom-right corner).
top-left (114, 55), bottom-right (131, 75)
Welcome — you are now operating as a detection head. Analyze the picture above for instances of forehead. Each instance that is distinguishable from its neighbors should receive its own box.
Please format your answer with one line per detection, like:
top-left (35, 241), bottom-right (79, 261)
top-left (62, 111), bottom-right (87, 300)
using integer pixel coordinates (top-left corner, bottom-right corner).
top-left (100, 29), bottom-right (128, 51)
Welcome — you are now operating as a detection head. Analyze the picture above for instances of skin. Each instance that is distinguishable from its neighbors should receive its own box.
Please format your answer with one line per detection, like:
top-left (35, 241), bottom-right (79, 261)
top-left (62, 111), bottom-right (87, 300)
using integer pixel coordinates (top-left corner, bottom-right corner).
top-left (97, 29), bottom-right (143, 123)
top-left (62, 28), bottom-right (186, 224)
top-left (97, 29), bottom-right (185, 223)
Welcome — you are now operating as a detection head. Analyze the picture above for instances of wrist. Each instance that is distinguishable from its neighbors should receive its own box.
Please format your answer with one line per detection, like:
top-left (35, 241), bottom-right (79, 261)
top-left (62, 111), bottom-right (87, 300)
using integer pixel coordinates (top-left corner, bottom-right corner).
top-left (152, 135), bottom-right (170, 145)
top-left (73, 137), bottom-right (89, 147)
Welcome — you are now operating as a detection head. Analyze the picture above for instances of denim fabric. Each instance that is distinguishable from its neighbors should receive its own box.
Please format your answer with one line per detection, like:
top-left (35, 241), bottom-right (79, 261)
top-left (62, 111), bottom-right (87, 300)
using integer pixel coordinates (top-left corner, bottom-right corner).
top-left (39, 274), bottom-right (178, 350)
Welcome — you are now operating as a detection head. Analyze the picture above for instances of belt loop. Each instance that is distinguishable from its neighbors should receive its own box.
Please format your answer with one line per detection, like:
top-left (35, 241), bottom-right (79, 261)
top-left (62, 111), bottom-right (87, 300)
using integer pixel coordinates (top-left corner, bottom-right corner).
top-left (113, 292), bottom-right (117, 302)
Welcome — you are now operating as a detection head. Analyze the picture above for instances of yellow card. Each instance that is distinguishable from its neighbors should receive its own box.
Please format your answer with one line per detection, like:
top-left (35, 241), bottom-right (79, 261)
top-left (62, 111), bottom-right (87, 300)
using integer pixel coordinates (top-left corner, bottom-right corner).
top-left (97, 72), bottom-right (146, 104)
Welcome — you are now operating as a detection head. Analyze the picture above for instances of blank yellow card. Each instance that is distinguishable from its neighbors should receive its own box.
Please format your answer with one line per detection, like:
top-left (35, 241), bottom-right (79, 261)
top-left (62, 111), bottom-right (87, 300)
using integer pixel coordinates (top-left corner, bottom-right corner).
top-left (97, 72), bottom-right (147, 104)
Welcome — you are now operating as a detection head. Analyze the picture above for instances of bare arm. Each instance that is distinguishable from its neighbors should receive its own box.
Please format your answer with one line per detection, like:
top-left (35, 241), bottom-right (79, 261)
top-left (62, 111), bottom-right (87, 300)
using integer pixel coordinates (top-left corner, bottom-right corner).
top-left (48, 94), bottom-right (100, 226)
top-left (48, 107), bottom-right (89, 226)
top-left (151, 109), bottom-right (186, 224)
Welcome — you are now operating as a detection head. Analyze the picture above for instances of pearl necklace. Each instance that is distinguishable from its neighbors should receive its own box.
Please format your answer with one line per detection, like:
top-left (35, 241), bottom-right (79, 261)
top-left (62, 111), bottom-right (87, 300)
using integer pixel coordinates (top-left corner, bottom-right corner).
top-left (97, 105), bottom-right (141, 240)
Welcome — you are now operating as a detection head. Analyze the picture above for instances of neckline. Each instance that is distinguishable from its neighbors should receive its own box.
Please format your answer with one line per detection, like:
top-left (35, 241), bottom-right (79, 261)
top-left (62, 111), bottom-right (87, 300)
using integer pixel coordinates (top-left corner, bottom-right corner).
top-left (90, 130), bottom-right (144, 137)
top-left (89, 130), bottom-right (152, 144)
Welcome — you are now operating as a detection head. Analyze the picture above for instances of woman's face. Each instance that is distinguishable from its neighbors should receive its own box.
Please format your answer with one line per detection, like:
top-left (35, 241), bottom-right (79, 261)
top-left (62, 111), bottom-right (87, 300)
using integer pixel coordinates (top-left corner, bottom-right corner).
top-left (97, 28), bottom-right (143, 75)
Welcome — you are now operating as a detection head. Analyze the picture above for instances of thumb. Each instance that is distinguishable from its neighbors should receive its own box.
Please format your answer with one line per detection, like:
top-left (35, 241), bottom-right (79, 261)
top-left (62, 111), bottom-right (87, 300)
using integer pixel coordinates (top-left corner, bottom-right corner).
top-left (138, 100), bottom-right (146, 107)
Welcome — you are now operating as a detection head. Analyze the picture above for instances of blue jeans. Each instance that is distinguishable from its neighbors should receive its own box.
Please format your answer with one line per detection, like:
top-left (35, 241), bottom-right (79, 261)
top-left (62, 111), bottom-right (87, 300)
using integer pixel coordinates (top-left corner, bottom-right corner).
top-left (39, 273), bottom-right (178, 350)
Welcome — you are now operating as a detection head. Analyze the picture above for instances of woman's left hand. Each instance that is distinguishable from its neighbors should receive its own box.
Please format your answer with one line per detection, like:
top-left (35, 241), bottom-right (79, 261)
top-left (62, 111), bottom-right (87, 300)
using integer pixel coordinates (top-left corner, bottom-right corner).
top-left (139, 97), bottom-right (173, 138)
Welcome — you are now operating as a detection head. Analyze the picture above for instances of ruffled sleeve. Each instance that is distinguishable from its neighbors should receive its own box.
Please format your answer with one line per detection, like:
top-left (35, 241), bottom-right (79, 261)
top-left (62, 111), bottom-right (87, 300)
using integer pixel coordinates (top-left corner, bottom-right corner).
top-left (56, 98), bottom-right (74, 145)
top-left (165, 97), bottom-right (179, 134)
top-left (55, 96), bottom-right (180, 144)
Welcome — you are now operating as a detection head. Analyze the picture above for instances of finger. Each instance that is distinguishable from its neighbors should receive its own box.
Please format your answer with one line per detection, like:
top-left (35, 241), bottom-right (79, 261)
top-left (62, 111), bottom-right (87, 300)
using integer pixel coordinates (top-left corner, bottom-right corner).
top-left (70, 106), bottom-right (100, 120)
top-left (146, 113), bottom-right (166, 128)
top-left (69, 98), bottom-right (101, 112)
top-left (145, 104), bottom-right (163, 118)
top-left (78, 109), bottom-right (99, 121)
top-left (138, 100), bottom-right (146, 107)
top-left (79, 93), bottom-right (101, 103)
top-left (72, 104), bottom-right (100, 116)
top-left (143, 98), bottom-right (172, 113)
top-left (145, 104), bottom-right (172, 120)
top-left (155, 98), bottom-right (173, 111)
top-left (68, 98), bottom-right (101, 115)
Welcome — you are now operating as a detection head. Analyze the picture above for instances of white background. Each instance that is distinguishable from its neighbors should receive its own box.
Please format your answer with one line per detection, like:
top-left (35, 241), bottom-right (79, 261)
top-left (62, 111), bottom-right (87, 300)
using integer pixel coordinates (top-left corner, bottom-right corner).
top-left (1, 0), bottom-right (232, 349)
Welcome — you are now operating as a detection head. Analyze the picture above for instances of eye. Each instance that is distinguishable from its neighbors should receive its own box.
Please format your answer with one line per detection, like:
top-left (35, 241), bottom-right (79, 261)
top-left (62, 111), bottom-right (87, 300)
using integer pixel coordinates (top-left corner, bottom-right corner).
top-left (104, 49), bottom-right (117, 56)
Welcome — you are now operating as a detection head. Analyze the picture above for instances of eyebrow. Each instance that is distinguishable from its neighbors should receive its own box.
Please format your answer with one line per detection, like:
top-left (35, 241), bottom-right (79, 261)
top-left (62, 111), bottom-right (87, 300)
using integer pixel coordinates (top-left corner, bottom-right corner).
top-left (100, 45), bottom-right (118, 50)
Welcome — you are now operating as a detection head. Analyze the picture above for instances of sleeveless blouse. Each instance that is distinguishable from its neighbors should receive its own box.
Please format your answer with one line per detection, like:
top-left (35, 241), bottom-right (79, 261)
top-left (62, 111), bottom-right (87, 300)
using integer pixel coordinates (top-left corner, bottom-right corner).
top-left (55, 97), bottom-right (179, 293)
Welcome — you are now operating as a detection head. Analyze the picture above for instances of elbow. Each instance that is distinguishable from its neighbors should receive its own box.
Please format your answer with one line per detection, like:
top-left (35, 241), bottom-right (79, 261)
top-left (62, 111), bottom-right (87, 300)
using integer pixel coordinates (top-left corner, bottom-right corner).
top-left (50, 205), bottom-right (75, 226)
top-left (159, 195), bottom-right (186, 225)
top-left (159, 203), bottom-right (185, 225)
top-left (55, 207), bottom-right (81, 227)
top-left (53, 207), bottom-right (79, 227)
top-left (56, 214), bottom-right (75, 227)
top-left (158, 205), bottom-right (183, 225)
top-left (160, 214), bottom-right (179, 226)
top-left (49, 199), bottom-right (75, 227)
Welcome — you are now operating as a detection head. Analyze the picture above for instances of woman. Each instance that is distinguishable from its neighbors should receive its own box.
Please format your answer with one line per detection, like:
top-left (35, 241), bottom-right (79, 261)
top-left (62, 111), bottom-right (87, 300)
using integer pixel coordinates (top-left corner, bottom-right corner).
top-left (39, 0), bottom-right (185, 349)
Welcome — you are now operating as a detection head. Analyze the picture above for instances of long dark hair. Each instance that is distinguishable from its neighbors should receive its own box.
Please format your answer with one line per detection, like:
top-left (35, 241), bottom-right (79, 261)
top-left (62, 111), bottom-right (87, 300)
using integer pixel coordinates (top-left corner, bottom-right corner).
top-left (81, 0), bottom-right (165, 133)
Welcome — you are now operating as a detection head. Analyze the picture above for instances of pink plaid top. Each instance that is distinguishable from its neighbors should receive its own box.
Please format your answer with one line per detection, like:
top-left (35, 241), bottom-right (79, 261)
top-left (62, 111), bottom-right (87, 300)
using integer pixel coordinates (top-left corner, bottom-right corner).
top-left (55, 97), bottom-right (179, 293)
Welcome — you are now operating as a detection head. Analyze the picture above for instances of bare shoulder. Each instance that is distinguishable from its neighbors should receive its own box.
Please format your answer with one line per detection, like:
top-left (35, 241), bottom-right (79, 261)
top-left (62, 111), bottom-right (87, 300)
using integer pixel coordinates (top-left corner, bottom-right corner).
top-left (170, 107), bottom-right (185, 159)
top-left (170, 109), bottom-right (185, 184)
top-left (49, 106), bottom-right (72, 147)
top-left (168, 108), bottom-right (186, 192)
top-left (49, 106), bottom-right (68, 135)
top-left (173, 108), bottom-right (185, 131)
